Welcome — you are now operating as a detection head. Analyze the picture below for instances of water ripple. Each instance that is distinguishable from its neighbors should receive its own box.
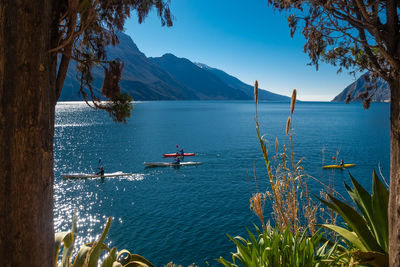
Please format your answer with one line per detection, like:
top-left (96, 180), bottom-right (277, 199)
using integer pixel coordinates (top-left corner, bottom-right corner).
top-left (54, 101), bottom-right (390, 266)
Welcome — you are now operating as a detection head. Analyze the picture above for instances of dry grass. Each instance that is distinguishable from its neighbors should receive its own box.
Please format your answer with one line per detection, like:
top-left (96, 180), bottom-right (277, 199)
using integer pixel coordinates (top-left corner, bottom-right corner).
top-left (250, 192), bottom-right (266, 228)
top-left (252, 85), bottom-right (318, 234)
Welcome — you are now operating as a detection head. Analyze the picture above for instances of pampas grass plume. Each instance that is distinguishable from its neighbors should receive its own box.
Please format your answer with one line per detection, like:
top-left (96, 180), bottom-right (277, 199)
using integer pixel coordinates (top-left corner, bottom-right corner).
top-left (290, 89), bottom-right (297, 115)
top-left (286, 116), bottom-right (291, 135)
top-left (250, 192), bottom-right (265, 228)
top-left (254, 80), bottom-right (259, 105)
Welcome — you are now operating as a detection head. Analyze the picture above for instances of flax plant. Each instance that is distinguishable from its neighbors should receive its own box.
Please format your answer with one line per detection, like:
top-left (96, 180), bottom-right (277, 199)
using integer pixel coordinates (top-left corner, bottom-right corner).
top-left (253, 85), bottom-right (317, 234)
top-left (55, 216), bottom-right (156, 267)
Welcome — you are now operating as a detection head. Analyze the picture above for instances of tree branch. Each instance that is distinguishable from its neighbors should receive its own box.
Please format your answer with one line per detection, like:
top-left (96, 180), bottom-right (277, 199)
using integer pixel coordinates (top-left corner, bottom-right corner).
top-left (357, 26), bottom-right (389, 80)
top-left (55, 47), bottom-right (72, 101)
top-left (354, 0), bottom-right (373, 24)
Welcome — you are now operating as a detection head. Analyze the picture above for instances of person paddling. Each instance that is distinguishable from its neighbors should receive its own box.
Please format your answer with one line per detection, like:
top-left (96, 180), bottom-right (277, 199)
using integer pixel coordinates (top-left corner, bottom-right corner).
top-left (176, 145), bottom-right (185, 160)
top-left (97, 166), bottom-right (104, 176)
top-left (173, 156), bottom-right (181, 165)
top-left (179, 148), bottom-right (185, 161)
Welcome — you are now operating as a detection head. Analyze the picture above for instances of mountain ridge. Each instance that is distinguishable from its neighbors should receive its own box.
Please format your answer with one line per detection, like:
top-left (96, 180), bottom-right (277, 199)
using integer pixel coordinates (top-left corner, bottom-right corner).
top-left (60, 32), bottom-right (290, 102)
top-left (149, 53), bottom-right (249, 100)
top-left (196, 63), bottom-right (291, 101)
top-left (332, 73), bottom-right (390, 102)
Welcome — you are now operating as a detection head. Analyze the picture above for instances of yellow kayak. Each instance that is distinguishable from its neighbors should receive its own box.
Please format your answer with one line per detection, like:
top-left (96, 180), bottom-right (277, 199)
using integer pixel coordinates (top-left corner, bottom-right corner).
top-left (322, 164), bottom-right (356, 169)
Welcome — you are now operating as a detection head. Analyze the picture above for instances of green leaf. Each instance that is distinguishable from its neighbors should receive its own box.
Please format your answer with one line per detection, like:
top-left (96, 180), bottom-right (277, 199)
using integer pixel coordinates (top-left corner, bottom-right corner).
top-left (72, 244), bottom-right (91, 267)
top-left (87, 217), bottom-right (113, 267)
top-left (61, 213), bottom-right (78, 267)
top-left (217, 257), bottom-right (237, 267)
top-left (348, 171), bottom-right (388, 253)
top-left (116, 249), bottom-right (131, 265)
top-left (128, 254), bottom-right (155, 267)
top-left (228, 236), bottom-right (252, 264)
top-left (347, 174), bottom-right (374, 231)
top-left (101, 247), bottom-right (117, 267)
top-left (326, 193), bottom-right (382, 252)
top-left (354, 250), bottom-right (389, 267)
top-left (371, 170), bottom-right (389, 252)
top-left (328, 242), bottom-right (339, 257)
top-left (348, 173), bottom-right (379, 241)
top-left (316, 241), bottom-right (329, 257)
top-left (54, 231), bottom-right (72, 266)
top-left (246, 227), bottom-right (259, 254)
top-left (321, 224), bottom-right (368, 251)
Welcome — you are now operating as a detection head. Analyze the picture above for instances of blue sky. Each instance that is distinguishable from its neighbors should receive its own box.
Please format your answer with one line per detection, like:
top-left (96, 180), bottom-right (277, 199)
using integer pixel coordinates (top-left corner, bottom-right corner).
top-left (124, 0), bottom-right (359, 101)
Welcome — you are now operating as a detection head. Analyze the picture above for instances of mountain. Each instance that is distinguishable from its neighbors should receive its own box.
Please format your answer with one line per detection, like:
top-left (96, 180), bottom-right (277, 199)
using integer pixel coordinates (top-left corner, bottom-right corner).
top-left (196, 63), bottom-right (290, 101)
top-left (60, 32), bottom-right (289, 101)
top-left (60, 33), bottom-right (195, 101)
top-left (332, 73), bottom-right (390, 102)
top-left (149, 54), bottom-right (249, 100)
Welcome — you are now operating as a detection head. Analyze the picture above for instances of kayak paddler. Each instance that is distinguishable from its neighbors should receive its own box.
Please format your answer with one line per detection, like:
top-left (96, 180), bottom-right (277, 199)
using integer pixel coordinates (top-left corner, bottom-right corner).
top-left (173, 156), bottom-right (181, 165)
top-left (97, 166), bottom-right (104, 176)
top-left (176, 145), bottom-right (185, 160)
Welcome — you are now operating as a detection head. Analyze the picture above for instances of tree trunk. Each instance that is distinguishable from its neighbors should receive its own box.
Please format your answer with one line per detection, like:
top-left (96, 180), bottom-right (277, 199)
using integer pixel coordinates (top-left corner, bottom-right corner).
top-left (0, 0), bottom-right (56, 266)
top-left (389, 75), bottom-right (400, 266)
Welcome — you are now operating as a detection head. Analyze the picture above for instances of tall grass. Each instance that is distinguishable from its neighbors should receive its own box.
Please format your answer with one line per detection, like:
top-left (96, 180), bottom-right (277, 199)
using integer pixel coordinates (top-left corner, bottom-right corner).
top-left (251, 84), bottom-right (317, 234)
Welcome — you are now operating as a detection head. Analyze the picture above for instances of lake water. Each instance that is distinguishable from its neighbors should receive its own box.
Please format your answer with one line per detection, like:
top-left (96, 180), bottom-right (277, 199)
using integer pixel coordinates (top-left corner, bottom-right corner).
top-left (54, 100), bottom-right (390, 266)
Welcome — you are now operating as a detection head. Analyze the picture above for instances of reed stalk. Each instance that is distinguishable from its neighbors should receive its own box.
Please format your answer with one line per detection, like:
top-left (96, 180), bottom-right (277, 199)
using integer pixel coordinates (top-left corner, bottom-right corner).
top-left (252, 84), bottom-right (317, 234)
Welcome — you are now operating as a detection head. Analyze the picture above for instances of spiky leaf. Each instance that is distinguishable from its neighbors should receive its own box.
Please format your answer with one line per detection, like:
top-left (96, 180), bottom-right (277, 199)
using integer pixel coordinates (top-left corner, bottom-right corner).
top-left (101, 247), bottom-right (117, 267)
top-left (128, 254), bottom-right (156, 267)
top-left (321, 224), bottom-right (367, 251)
top-left (87, 217), bottom-right (113, 267)
top-left (55, 231), bottom-right (73, 266)
top-left (61, 214), bottom-right (78, 267)
top-left (354, 250), bottom-right (389, 267)
top-left (371, 170), bottom-right (389, 252)
top-left (72, 244), bottom-right (92, 267)
top-left (321, 194), bottom-right (381, 252)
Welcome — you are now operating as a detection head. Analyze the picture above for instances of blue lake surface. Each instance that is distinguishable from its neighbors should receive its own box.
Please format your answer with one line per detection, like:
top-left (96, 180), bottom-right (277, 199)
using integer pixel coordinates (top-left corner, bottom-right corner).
top-left (54, 100), bottom-right (390, 266)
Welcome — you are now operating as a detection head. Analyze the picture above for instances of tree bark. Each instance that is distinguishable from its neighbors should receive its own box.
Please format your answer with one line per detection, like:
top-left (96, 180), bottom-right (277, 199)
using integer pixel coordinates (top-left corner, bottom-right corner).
top-left (389, 75), bottom-right (400, 266)
top-left (0, 0), bottom-right (56, 266)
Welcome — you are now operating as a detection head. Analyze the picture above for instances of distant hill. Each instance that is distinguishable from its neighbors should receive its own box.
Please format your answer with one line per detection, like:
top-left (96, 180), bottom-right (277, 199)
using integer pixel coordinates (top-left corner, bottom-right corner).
top-left (196, 63), bottom-right (290, 101)
top-left (332, 73), bottom-right (390, 102)
top-left (60, 32), bottom-right (289, 101)
top-left (149, 54), bottom-right (249, 100)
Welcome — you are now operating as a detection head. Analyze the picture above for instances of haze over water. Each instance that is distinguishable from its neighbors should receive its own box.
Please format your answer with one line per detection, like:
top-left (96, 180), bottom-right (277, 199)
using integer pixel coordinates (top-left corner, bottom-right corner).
top-left (54, 101), bottom-right (389, 266)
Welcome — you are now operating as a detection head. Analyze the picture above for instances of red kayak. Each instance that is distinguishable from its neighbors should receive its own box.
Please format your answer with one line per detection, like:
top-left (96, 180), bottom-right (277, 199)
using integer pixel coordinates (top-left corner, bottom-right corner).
top-left (163, 153), bottom-right (196, 157)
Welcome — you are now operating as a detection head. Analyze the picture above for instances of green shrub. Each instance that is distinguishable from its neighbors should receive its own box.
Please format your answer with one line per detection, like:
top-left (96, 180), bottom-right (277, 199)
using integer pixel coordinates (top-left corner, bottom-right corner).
top-left (218, 224), bottom-right (343, 266)
top-left (318, 170), bottom-right (389, 267)
top-left (54, 215), bottom-right (155, 267)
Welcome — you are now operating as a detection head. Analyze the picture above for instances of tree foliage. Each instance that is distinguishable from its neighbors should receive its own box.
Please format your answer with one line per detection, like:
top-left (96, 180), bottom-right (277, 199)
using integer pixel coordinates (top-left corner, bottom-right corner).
top-left (267, 0), bottom-right (399, 107)
top-left (53, 0), bottom-right (172, 122)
